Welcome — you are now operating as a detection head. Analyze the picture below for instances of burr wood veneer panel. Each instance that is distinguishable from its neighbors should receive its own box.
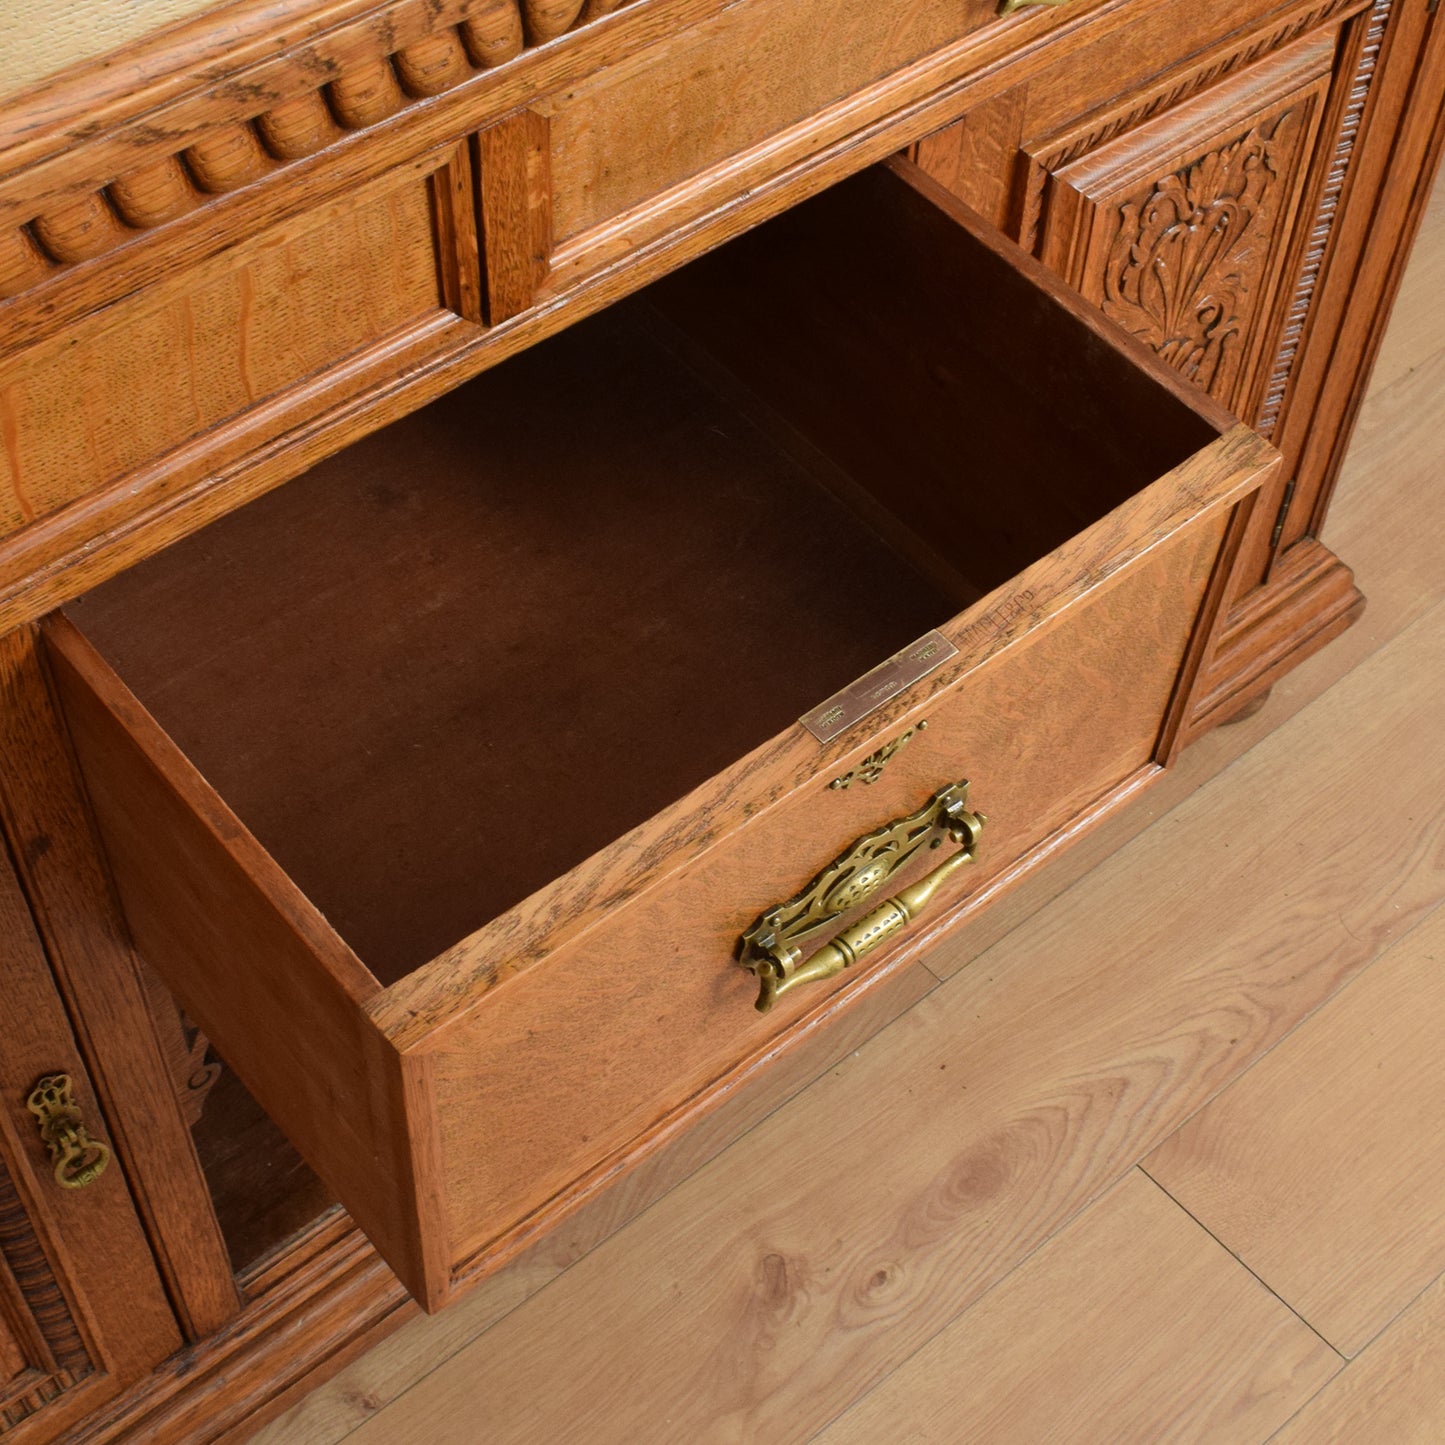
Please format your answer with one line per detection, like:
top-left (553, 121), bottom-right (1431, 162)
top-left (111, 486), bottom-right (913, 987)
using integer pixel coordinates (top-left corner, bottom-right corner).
top-left (544, 0), bottom-right (999, 243)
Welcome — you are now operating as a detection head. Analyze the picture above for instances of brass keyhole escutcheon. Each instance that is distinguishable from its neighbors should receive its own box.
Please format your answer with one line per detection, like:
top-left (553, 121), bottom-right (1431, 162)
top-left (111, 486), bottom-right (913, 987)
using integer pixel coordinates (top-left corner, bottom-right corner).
top-left (26, 1074), bottom-right (112, 1190)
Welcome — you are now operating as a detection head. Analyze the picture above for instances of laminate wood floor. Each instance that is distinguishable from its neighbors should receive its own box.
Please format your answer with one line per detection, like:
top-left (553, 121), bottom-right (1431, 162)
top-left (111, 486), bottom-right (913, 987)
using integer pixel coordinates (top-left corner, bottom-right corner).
top-left (250, 171), bottom-right (1445, 1445)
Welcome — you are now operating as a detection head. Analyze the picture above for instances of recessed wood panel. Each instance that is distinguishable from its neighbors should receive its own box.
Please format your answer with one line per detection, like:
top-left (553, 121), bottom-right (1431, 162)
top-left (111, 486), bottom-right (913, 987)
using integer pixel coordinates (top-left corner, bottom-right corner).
top-left (546, 0), bottom-right (996, 243)
top-left (0, 171), bottom-right (444, 535)
top-left (0, 833), bottom-right (181, 1432)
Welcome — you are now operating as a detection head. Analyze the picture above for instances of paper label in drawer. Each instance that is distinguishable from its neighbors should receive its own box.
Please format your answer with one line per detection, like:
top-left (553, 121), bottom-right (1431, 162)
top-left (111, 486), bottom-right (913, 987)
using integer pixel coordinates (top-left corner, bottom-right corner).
top-left (801, 630), bottom-right (959, 743)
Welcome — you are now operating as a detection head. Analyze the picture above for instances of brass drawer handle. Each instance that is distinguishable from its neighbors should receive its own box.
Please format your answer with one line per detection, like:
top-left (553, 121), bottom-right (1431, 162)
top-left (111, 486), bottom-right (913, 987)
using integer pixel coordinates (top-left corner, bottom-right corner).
top-left (739, 782), bottom-right (985, 1013)
top-left (26, 1074), bottom-right (112, 1190)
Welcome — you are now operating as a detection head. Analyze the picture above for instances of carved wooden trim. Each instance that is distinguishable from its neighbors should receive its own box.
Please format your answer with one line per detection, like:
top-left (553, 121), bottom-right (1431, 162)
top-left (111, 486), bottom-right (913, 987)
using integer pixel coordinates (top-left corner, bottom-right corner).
top-left (0, 1152), bottom-right (96, 1432)
top-left (1256, 0), bottom-right (1393, 436)
top-left (0, 0), bottom-right (633, 302)
top-left (1098, 106), bottom-right (1317, 400)
top-left (1018, 0), bottom-right (1370, 249)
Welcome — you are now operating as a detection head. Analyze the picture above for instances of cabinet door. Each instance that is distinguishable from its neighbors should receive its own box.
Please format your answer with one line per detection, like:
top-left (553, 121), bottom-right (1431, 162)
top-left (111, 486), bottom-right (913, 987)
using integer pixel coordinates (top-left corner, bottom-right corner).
top-left (1030, 32), bottom-right (1333, 429)
top-left (912, 3), bottom-right (1395, 622)
top-left (0, 842), bottom-right (180, 1439)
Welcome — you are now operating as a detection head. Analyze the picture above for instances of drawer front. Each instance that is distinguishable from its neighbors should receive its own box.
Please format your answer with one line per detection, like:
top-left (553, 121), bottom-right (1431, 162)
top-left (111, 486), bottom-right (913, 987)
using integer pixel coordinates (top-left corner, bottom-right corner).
top-left (0, 153), bottom-right (461, 542)
top-left (545, 0), bottom-right (998, 247)
top-left (427, 482), bottom-right (1245, 1277)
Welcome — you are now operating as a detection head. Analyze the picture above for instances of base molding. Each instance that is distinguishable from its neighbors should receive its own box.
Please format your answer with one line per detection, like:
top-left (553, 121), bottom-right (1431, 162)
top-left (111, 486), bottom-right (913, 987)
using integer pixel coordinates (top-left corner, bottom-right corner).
top-left (1188, 536), bottom-right (1365, 738)
top-left (72, 1215), bottom-right (411, 1445)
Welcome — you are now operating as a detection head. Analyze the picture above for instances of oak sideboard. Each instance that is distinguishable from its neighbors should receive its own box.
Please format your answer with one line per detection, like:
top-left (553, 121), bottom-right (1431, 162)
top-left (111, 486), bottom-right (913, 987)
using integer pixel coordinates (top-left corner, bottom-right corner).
top-left (1, 0), bottom-right (1441, 1438)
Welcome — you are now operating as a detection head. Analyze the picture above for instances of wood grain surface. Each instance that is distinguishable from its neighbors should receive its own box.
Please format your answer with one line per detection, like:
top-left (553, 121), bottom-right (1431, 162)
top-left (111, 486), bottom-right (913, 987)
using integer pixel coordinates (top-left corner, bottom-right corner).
top-left (245, 131), bottom-right (1445, 1445)
top-left (1368, 163), bottom-right (1445, 394)
top-left (545, 0), bottom-right (997, 241)
top-left (815, 1171), bottom-right (1339, 1444)
top-left (1147, 903), bottom-right (1445, 1358)
top-left (0, 626), bottom-right (240, 1339)
top-left (299, 597), bottom-right (1445, 1442)
top-left (0, 164), bottom-right (443, 535)
top-left (1273, 1274), bottom-right (1445, 1442)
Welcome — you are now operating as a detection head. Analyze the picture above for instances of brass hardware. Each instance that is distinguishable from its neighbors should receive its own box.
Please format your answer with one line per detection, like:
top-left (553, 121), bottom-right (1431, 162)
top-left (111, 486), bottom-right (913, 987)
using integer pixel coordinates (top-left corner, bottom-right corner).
top-left (739, 782), bottom-right (986, 1013)
top-left (830, 721), bottom-right (928, 789)
top-left (998, 0), bottom-right (1076, 14)
top-left (801, 631), bottom-right (957, 742)
top-left (26, 1075), bottom-right (111, 1190)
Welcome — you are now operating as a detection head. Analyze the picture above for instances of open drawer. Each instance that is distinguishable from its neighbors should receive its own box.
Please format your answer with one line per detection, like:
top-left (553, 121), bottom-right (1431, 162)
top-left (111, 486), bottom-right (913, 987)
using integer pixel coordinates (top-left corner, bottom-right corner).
top-left (42, 160), bottom-right (1275, 1311)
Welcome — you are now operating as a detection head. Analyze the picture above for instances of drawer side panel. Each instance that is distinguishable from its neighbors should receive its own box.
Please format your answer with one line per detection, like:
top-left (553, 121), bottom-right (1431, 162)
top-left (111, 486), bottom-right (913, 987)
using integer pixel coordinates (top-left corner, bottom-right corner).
top-left (41, 617), bottom-right (451, 1309)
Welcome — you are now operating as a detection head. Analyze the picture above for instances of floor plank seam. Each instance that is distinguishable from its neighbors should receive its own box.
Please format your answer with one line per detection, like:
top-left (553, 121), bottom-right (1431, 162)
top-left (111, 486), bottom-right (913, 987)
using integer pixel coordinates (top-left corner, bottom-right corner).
top-left (1264, 1371), bottom-right (1338, 1443)
top-left (1135, 1166), bottom-right (1347, 1368)
top-left (1341, 1266), bottom-right (1445, 1362)
top-left (1133, 877), bottom-right (1445, 1208)
top-left (796, 1166), bottom-right (1167, 1445)
top-left (1261, 1267), bottom-right (1445, 1442)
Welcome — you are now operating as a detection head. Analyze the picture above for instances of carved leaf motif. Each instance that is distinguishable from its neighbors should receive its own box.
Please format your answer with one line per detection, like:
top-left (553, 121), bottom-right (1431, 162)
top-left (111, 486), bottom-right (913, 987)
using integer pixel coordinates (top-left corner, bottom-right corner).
top-left (1103, 117), bottom-right (1292, 395)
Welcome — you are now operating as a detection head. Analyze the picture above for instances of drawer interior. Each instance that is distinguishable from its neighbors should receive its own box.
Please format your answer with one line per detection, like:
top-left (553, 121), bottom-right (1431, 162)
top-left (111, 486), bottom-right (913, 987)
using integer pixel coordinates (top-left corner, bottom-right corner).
top-left (60, 161), bottom-right (1218, 993)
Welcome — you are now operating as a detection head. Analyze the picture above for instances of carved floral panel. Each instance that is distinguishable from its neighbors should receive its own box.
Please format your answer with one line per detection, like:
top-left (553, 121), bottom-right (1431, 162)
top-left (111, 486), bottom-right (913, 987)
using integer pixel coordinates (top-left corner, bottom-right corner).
top-left (1037, 35), bottom-right (1334, 421)
top-left (1101, 112), bottom-right (1306, 401)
